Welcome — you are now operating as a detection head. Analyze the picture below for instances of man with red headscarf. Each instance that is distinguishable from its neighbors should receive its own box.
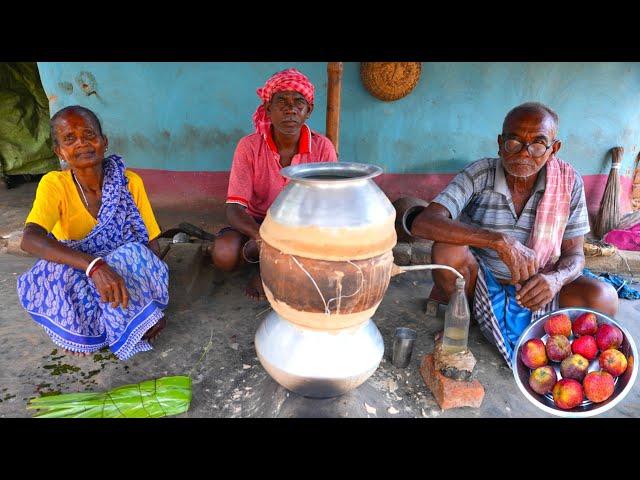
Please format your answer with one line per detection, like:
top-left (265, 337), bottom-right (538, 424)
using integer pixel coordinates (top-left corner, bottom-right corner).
top-left (209, 68), bottom-right (338, 300)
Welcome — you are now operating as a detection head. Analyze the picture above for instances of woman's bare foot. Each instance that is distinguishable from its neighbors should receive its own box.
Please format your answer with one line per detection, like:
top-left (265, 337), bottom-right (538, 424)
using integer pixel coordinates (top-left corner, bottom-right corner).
top-left (245, 272), bottom-right (266, 301)
top-left (142, 316), bottom-right (167, 342)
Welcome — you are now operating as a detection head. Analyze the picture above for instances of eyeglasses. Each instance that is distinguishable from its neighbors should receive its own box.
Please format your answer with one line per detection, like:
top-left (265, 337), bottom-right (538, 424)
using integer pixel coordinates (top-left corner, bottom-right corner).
top-left (503, 138), bottom-right (557, 158)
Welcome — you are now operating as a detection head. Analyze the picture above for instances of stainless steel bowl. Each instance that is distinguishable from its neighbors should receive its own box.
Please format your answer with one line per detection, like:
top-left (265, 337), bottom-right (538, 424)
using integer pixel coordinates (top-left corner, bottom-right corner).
top-left (512, 307), bottom-right (637, 418)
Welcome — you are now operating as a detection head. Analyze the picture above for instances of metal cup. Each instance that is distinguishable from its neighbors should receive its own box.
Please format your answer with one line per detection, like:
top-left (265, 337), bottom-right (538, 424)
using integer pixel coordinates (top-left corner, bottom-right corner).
top-left (391, 327), bottom-right (417, 368)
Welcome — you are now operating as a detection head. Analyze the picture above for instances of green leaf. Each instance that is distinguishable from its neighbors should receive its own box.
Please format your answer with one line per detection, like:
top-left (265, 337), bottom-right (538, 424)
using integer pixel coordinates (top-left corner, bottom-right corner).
top-left (28, 376), bottom-right (192, 418)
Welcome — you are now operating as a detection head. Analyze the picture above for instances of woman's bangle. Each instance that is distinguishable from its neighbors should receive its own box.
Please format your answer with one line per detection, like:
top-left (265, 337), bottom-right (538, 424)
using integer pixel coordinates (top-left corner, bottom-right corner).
top-left (85, 257), bottom-right (104, 277)
top-left (88, 259), bottom-right (106, 278)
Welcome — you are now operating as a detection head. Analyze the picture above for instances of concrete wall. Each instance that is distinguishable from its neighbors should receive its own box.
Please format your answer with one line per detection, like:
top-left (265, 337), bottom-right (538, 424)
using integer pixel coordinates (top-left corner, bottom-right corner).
top-left (38, 63), bottom-right (328, 172)
top-left (37, 62), bottom-right (640, 212)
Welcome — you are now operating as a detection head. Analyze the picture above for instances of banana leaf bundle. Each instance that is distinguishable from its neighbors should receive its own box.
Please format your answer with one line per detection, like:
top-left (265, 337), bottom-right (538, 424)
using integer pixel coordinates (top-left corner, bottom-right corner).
top-left (27, 376), bottom-right (191, 418)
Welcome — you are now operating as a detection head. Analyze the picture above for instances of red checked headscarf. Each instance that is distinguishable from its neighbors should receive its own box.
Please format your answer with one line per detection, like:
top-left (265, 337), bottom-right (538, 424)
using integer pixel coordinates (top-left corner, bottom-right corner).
top-left (252, 68), bottom-right (315, 137)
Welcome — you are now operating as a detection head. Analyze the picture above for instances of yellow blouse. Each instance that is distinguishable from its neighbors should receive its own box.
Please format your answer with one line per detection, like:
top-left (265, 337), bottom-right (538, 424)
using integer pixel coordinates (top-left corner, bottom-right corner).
top-left (25, 169), bottom-right (161, 241)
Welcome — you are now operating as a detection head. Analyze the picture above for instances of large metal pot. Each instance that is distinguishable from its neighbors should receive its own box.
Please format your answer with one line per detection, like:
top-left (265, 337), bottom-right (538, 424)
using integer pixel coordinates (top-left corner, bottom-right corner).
top-left (256, 162), bottom-right (397, 398)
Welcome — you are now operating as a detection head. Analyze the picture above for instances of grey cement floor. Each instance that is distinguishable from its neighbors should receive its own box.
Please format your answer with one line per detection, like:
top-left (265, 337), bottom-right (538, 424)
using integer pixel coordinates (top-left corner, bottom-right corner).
top-left (1, 250), bottom-right (639, 418)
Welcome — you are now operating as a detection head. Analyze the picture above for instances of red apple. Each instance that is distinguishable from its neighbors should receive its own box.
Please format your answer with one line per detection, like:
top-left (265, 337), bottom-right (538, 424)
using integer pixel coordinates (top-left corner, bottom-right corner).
top-left (521, 339), bottom-right (548, 369)
top-left (544, 313), bottom-right (572, 337)
top-left (552, 379), bottom-right (584, 410)
top-left (595, 324), bottom-right (623, 351)
top-left (571, 335), bottom-right (598, 361)
top-left (599, 348), bottom-right (628, 377)
top-left (560, 354), bottom-right (590, 381)
top-left (583, 371), bottom-right (615, 403)
top-left (546, 335), bottom-right (571, 362)
top-left (572, 312), bottom-right (598, 336)
top-left (529, 366), bottom-right (558, 395)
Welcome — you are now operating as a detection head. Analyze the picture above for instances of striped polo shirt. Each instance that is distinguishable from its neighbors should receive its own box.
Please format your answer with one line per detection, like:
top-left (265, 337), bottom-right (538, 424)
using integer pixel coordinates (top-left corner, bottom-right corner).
top-left (432, 157), bottom-right (590, 281)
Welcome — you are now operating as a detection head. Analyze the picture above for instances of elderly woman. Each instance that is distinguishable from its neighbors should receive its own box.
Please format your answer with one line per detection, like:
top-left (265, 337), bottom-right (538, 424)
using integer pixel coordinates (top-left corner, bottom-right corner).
top-left (17, 105), bottom-right (168, 360)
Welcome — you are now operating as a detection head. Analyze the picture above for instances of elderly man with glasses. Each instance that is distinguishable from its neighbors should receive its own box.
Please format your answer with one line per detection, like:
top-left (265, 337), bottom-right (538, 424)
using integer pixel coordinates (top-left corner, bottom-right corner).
top-left (408, 102), bottom-right (618, 366)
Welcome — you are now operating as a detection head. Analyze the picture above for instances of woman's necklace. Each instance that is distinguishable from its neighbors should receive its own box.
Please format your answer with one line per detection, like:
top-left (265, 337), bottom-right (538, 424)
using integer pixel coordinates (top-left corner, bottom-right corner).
top-left (71, 170), bottom-right (90, 207)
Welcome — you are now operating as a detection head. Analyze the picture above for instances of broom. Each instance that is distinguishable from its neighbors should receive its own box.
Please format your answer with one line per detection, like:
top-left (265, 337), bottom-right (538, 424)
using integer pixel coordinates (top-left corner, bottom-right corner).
top-left (594, 147), bottom-right (624, 239)
top-left (632, 151), bottom-right (640, 211)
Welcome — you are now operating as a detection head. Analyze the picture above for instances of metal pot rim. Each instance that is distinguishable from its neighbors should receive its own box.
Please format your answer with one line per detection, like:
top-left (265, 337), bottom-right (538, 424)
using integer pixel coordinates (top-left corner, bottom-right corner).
top-left (280, 162), bottom-right (383, 184)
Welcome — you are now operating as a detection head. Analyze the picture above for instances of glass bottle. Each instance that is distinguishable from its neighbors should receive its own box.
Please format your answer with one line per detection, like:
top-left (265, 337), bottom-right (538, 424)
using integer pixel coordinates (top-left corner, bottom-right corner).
top-left (442, 277), bottom-right (470, 353)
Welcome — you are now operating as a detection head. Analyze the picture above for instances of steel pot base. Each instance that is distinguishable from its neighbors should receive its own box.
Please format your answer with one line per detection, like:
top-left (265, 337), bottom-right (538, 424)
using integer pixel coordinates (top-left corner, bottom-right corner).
top-left (255, 310), bottom-right (384, 398)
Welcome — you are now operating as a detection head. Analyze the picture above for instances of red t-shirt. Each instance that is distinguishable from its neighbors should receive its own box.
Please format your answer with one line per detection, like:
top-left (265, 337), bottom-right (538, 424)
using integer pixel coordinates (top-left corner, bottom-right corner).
top-left (226, 124), bottom-right (338, 220)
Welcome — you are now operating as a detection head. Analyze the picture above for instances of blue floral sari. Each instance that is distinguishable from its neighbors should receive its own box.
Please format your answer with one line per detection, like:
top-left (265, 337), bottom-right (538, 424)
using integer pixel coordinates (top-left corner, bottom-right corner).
top-left (17, 155), bottom-right (169, 360)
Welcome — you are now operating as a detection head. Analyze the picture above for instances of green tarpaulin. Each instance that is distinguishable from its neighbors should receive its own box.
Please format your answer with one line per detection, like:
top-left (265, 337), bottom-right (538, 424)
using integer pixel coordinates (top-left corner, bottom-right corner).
top-left (0, 62), bottom-right (58, 178)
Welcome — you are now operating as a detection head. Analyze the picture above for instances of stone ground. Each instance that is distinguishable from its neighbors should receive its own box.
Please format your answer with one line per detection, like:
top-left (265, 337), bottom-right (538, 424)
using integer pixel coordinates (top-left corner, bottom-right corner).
top-left (1, 180), bottom-right (639, 418)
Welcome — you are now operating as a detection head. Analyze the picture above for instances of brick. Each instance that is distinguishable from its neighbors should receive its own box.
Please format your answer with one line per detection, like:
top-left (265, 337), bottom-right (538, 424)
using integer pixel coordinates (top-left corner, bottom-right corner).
top-left (410, 241), bottom-right (433, 265)
top-left (392, 242), bottom-right (412, 266)
top-left (420, 354), bottom-right (484, 410)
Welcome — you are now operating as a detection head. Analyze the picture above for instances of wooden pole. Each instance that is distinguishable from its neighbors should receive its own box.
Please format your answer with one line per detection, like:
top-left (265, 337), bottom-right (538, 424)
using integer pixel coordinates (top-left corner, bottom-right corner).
top-left (326, 62), bottom-right (343, 156)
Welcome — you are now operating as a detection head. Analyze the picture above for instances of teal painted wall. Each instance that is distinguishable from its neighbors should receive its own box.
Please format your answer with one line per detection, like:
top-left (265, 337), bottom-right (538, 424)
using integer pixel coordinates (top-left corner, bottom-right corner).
top-left (37, 62), bottom-right (640, 177)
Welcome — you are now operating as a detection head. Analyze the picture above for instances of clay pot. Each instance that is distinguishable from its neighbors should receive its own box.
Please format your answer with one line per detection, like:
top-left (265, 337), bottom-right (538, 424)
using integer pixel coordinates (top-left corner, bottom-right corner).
top-left (392, 196), bottom-right (429, 243)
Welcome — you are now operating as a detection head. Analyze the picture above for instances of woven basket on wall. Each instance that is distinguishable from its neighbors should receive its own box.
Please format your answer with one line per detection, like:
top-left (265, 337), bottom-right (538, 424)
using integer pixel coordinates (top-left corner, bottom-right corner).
top-left (360, 62), bottom-right (422, 101)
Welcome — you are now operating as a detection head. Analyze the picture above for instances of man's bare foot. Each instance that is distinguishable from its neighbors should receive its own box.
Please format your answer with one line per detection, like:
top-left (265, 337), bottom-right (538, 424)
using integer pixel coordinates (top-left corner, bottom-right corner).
top-left (245, 272), bottom-right (266, 301)
top-left (61, 349), bottom-right (91, 357)
top-left (142, 316), bottom-right (167, 342)
top-left (428, 284), bottom-right (449, 303)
